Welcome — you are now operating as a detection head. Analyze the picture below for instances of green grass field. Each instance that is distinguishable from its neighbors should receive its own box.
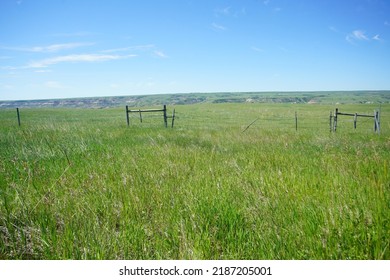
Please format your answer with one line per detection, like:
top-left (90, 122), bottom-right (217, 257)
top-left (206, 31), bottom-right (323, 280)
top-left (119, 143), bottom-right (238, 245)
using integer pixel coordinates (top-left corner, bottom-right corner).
top-left (0, 102), bottom-right (389, 259)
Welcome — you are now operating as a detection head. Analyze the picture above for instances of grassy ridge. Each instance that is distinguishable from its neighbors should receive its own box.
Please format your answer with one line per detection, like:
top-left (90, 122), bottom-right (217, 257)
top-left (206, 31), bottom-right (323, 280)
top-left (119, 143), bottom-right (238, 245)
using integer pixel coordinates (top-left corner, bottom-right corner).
top-left (0, 103), bottom-right (389, 259)
top-left (1, 90), bottom-right (389, 109)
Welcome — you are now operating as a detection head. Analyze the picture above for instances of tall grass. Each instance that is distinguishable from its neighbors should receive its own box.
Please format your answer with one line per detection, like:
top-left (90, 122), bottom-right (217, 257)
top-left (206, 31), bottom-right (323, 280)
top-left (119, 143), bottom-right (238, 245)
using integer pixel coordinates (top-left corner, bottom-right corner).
top-left (0, 104), bottom-right (389, 259)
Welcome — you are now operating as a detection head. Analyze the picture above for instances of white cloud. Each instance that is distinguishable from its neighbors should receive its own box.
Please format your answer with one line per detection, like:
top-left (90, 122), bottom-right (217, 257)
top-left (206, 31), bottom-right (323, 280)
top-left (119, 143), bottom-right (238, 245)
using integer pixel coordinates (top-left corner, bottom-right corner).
top-left (215, 6), bottom-right (231, 17)
top-left (1, 42), bottom-right (94, 53)
top-left (372, 34), bottom-right (382, 41)
top-left (27, 53), bottom-right (136, 68)
top-left (215, 6), bottom-right (246, 18)
top-left (353, 30), bottom-right (369, 40)
top-left (212, 22), bottom-right (227, 31)
top-left (101, 44), bottom-right (154, 53)
top-left (346, 30), bottom-right (369, 43)
top-left (154, 51), bottom-right (168, 58)
top-left (43, 43), bottom-right (94, 52)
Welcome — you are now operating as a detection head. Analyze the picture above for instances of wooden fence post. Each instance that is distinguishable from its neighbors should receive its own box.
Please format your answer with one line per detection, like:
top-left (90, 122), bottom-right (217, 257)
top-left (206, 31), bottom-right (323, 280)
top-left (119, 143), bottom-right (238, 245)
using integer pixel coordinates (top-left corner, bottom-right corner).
top-left (329, 111), bottom-right (333, 132)
top-left (374, 110), bottom-right (380, 133)
top-left (295, 111), bottom-right (298, 131)
top-left (139, 109), bottom-right (142, 123)
top-left (16, 107), bottom-right (21, 127)
top-left (333, 108), bottom-right (338, 132)
top-left (163, 105), bottom-right (167, 128)
top-left (354, 113), bottom-right (357, 129)
top-left (171, 109), bottom-right (176, 128)
top-left (126, 105), bottom-right (130, 126)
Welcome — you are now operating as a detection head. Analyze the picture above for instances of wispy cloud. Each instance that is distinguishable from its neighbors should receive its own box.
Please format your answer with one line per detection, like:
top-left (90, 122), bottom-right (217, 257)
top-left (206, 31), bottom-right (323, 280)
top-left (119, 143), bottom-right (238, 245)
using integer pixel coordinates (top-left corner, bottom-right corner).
top-left (385, 21), bottom-right (390, 26)
top-left (215, 6), bottom-right (231, 17)
top-left (154, 51), bottom-right (168, 58)
top-left (262, 0), bottom-right (281, 13)
top-left (101, 44), bottom-right (154, 53)
top-left (346, 30), bottom-right (369, 43)
top-left (27, 53), bottom-right (136, 68)
top-left (215, 6), bottom-right (246, 18)
top-left (346, 30), bottom-right (383, 43)
top-left (101, 44), bottom-right (167, 59)
top-left (352, 30), bottom-right (368, 40)
top-left (212, 22), bottom-right (227, 31)
top-left (1, 42), bottom-right (94, 53)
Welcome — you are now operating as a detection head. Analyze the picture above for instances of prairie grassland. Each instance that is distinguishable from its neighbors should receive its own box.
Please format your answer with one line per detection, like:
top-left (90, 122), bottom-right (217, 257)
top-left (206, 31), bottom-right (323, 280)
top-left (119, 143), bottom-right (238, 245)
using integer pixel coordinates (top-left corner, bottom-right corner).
top-left (0, 103), bottom-right (389, 259)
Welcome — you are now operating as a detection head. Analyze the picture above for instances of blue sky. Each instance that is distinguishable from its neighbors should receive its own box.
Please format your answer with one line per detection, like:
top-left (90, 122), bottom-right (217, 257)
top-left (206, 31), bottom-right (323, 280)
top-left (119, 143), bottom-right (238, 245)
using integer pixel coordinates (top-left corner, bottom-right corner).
top-left (1, 0), bottom-right (389, 101)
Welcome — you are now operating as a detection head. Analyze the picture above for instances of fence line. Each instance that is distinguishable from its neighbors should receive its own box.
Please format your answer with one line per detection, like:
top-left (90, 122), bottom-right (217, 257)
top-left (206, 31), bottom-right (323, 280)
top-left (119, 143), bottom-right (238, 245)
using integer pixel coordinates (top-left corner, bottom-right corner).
top-left (9, 106), bottom-right (384, 133)
top-left (126, 105), bottom-right (176, 128)
top-left (330, 108), bottom-right (380, 133)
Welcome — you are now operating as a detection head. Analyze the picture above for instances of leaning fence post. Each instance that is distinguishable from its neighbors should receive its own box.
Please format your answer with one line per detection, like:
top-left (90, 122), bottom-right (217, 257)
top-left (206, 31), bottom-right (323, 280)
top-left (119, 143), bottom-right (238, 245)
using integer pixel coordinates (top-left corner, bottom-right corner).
top-left (16, 107), bottom-right (21, 127)
top-left (374, 110), bottom-right (380, 134)
top-left (126, 105), bottom-right (130, 126)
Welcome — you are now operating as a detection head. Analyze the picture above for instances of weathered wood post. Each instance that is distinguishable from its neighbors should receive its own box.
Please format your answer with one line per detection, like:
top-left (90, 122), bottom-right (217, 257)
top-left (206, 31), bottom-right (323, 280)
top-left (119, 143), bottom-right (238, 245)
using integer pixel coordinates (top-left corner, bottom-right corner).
top-left (139, 109), bottom-right (142, 123)
top-left (329, 111), bottom-right (333, 132)
top-left (171, 109), bottom-right (176, 128)
top-left (374, 110), bottom-right (380, 133)
top-left (333, 108), bottom-right (338, 132)
top-left (354, 113), bottom-right (357, 129)
top-left (16, 107), bottom-right (21, 127)
top-left (163, 105), bottom-right (167, 128)
top-left (295, 111), bottom-right (298, 131)
top-left (126, 105), bottom-right (130, 126)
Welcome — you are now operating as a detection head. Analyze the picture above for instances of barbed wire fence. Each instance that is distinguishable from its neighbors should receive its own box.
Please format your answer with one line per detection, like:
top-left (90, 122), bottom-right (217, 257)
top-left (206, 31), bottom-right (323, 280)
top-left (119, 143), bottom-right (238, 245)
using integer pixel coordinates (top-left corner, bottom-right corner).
top-left (175, 107), bottom-right (385, 135)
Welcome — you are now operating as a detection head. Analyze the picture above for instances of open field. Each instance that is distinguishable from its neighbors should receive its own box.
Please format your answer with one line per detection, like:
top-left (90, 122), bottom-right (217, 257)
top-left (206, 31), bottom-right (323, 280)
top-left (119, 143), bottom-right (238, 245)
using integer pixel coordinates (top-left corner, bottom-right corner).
top-left (0, 101), bottom-right (389, 259)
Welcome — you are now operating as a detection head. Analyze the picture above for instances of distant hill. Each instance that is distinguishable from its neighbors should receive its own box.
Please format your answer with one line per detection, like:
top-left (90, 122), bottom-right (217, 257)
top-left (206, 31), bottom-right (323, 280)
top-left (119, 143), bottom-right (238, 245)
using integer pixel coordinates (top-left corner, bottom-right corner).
top-left (1, 91), bottom-right (389, 109)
